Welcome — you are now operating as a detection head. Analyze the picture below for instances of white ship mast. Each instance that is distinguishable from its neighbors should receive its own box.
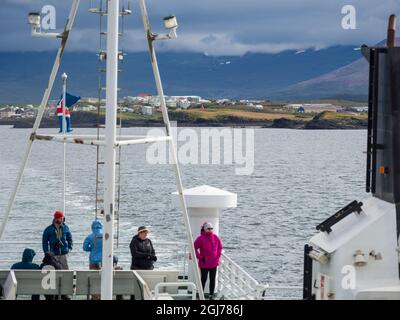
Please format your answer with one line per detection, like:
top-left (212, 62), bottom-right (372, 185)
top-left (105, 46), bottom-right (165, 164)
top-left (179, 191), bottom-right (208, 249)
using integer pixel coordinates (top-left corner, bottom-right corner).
top-left (101, 0), bottom-right (119, 300)
top-left (101, 0), bottom-right (205, 300)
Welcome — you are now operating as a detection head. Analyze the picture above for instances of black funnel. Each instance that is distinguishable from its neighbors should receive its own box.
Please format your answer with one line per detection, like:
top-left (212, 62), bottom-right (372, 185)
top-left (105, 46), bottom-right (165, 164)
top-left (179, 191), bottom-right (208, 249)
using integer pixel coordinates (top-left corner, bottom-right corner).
top-left (362, 42), bottom-right (400, 235)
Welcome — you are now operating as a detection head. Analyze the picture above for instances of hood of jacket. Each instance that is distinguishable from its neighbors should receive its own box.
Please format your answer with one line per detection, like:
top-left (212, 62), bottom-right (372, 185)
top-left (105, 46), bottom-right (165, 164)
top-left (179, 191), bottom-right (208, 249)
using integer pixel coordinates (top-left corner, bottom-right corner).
top-left (22, 248), bottom-right (36, 263)
top-left (91, 220), bottom-right (103, 235)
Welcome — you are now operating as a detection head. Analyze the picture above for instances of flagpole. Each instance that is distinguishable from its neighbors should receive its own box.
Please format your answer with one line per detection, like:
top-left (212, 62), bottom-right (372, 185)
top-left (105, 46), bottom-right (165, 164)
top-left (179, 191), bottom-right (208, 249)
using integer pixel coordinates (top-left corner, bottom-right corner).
top-left (61, 72), bottom-right (67, 215)
top-left (0, 0), bottom-right (81, 242)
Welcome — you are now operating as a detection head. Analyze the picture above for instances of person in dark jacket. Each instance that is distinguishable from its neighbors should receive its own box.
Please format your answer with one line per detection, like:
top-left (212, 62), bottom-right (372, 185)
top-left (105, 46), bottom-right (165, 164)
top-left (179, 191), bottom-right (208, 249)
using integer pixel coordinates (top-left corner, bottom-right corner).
top-left (129, 226), bottom-right (157, 270)
top-left (11, 248), bottom-right (40, 300)
top-left (40, 252), bottom-right (63, 270)
top-left (42, 210), bottom-right (73, 270)
top-left (40, 252), bottom-right (66, 300)
top-left (11, 248), bottom-right (40, 270)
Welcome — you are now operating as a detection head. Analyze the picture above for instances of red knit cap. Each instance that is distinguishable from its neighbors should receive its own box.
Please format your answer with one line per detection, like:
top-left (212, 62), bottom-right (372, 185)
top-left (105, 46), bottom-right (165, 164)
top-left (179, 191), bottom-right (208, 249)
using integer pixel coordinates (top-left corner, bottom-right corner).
top-left (54, 211), bottom-right (64, 219)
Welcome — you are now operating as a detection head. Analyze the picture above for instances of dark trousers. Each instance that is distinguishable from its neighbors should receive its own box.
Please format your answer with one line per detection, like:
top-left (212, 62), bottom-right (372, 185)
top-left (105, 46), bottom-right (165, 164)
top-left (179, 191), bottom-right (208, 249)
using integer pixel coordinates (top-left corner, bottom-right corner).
top-left (89, 263), bottom-right (101, 300)
top-left (130, 264), bottom-right (154, 270)
top-left (200, 267), bottom-right (217, 296)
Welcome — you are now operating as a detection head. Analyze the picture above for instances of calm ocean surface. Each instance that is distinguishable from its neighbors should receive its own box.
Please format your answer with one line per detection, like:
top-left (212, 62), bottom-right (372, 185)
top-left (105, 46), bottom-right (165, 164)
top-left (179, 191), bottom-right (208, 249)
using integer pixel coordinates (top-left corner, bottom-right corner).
top-left (0, 126), bottom-right (367, 288)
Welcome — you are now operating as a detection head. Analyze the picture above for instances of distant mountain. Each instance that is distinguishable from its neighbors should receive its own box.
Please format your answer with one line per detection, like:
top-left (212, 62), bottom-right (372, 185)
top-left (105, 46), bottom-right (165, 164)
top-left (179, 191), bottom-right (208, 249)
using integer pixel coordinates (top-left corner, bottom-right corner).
top-left (270, 39), bottom-right (400, 101)
top-left (269, 57), bottom-right (369, 101)
top-left (0, 46), bottom-right (363, 103)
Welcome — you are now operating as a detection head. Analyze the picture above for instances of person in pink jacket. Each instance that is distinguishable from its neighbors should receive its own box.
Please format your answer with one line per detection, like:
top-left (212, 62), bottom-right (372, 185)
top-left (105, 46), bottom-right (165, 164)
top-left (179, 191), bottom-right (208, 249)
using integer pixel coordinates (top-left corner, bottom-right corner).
top-left (194, 222), bottom-right (223, 299)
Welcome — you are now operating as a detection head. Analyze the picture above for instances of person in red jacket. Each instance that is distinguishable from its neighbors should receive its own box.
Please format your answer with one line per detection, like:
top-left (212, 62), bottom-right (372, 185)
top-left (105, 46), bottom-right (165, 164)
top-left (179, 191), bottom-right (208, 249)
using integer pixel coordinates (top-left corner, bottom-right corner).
top-left (194, 222), bottom-right (223, 299)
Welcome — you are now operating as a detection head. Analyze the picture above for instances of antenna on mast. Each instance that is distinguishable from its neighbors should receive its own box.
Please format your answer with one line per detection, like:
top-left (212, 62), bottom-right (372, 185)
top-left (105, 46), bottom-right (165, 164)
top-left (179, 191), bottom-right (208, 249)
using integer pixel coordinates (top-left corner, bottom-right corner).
top-left (387, 14), bottom-right (397, 48)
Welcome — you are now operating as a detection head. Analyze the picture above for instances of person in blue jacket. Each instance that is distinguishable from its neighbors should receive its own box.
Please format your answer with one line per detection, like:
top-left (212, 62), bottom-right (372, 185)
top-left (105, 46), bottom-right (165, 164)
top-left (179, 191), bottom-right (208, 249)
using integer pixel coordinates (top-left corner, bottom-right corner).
top-left (42, 210), bottom-right (73, 270)
top-left (83, 219), bottom-right (103, 270)
top-left (11, 248), bottom-right (40, 300)
top-left (83, 219), bottom-right (103, 300)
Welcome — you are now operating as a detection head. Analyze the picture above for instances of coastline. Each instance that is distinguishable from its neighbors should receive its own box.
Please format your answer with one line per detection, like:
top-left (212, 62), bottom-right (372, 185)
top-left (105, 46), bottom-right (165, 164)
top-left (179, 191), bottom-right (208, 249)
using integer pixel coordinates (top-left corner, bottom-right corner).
top-left (0, 102), bottom-right (370, 130)
top-left (0, 114), bottom-right (367, 130)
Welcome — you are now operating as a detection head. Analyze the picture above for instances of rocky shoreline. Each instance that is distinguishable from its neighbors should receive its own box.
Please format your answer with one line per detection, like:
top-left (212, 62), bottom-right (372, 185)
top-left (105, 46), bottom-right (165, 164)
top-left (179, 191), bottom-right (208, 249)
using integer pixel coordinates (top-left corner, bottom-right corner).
top-left (0, 112), bottom-right (368, 130)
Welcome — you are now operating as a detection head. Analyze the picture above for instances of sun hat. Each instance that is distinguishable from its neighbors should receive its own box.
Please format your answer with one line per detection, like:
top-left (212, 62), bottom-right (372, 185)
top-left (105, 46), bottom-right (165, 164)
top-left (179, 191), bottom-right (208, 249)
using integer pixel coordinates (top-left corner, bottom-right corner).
top-left (137, 226), bottom-right (149, 234)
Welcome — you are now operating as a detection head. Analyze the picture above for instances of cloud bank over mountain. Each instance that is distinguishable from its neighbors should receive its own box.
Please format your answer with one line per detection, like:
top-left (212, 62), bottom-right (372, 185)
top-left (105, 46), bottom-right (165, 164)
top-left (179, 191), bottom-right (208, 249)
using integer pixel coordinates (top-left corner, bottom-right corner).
top-left (1, 0), bottom-right (399, 55)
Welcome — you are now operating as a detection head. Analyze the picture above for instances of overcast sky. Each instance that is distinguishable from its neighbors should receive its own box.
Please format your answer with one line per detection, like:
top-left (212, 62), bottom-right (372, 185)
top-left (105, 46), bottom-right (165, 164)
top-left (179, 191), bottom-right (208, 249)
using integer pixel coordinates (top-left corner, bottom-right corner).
top-left (1, 0), bottom-right (399, 55)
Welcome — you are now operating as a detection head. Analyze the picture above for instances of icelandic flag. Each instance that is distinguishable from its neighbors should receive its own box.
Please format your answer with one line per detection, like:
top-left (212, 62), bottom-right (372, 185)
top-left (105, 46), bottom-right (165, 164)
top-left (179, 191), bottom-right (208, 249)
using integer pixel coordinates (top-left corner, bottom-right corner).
top-left (57, 93), bottom-right (81, 133)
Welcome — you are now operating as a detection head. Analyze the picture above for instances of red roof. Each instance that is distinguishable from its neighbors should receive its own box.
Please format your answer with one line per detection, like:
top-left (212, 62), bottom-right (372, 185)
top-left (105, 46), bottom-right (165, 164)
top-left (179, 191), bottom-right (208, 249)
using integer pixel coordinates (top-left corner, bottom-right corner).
top-left (138, 93), bottom-right (151, 97)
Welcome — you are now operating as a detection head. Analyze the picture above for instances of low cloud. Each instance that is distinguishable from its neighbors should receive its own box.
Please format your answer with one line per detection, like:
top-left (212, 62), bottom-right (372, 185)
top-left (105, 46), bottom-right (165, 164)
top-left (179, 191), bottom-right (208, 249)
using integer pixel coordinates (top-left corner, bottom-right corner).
top-left (0, 0), bottom-right (399, 56)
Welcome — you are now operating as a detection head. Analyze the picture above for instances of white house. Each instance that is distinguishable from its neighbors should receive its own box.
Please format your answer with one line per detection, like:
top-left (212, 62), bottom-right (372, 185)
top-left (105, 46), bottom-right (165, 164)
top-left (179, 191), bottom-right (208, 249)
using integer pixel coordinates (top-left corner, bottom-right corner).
top-left (351, 106), bottom-right (368, 112)
top-left (284, 103), bottom-right (341, 113)
top-left (80, 105), bottom-right (97, 112)
top-left (81, 97), bottom-right (98, 104)
top-left (166, 99), bottom-right (177, 108)
top-left (199, 99), bottom-right (211, 105)
top-left (149, 96), bottom-right (161, 107)
top-left (284, 104), bottom-right (304, 110)
top-left (141, 105), bottom-right (153, 115)
top-left (177, 99), bottom-right (191, 109)
top-left (216, 99), bottom-right (231, 105)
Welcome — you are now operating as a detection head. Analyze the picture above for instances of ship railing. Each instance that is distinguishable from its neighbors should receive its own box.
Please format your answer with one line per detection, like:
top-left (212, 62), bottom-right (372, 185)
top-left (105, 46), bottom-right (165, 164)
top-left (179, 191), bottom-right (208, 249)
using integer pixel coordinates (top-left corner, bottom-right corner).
top-left (0, 240), bottom-right (300, 299)
top-left (218, 252), bottom-right (266, 299)
top-left (0, 240), bottom-right (188, 275)
top-left (218, 253), bottom-right (302, 300)
top-left (133, 270), bottom-right (153, 300)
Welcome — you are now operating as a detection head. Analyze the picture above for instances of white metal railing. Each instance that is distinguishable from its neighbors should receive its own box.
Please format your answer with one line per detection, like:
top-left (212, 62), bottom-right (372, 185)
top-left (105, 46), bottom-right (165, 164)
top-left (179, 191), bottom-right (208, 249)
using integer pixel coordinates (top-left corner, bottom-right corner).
top-left (218, 253), bottom-right (302, 300)
top-left (32, 133), bottom-right (172, 147)
top-left (3, 270), bottom-right (17, 300)
top-left (218, 253), bottom-right (266, 299)
top-left (132, 270), bottom-right (153, 300)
